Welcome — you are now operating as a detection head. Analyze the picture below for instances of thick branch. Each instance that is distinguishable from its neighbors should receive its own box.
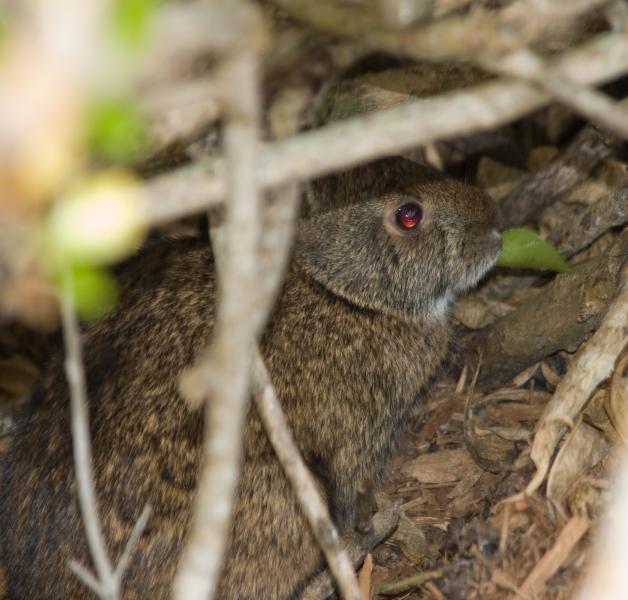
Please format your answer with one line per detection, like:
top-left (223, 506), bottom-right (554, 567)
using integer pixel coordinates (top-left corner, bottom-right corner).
top-left (173, 47), bottom-right (263, 600)
top-left (143, 30), bottom-right (628, 226)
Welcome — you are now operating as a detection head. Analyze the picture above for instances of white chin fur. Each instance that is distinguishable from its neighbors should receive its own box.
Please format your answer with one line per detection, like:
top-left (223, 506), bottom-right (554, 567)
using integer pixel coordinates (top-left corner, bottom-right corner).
top-left (427, 248), bottom-right (499, 323)
top-left (456, 252), bottom-right (500, 293)
top-left (427, 292), bottom-right (453, 323)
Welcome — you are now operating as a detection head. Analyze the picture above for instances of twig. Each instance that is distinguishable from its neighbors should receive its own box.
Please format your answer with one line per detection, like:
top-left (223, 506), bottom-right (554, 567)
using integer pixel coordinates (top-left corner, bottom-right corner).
top-left (113, 504), bottom-right (153, 581)
top-left (143, 29), bottom-right (628, 226)
top-left (251, 350), bottom-right (363, 600)
top-left (173, 32), bottom-right (264, 600)
top-left (61, 270), bottom-right (154, 600)
top-left (59, 267), bottom-right (117, 600)
top-left (357, 553), bottom-right (372, 600)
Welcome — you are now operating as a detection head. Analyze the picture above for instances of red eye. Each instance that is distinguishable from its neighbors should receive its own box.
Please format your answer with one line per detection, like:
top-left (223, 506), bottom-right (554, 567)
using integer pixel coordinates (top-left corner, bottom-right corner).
top-left (395, 202), bottom-right (422, 230)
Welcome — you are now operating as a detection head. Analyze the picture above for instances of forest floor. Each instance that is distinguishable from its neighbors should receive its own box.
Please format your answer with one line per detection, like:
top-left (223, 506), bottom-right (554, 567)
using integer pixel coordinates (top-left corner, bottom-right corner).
top-left (1, 11), bottom-right (628, 597)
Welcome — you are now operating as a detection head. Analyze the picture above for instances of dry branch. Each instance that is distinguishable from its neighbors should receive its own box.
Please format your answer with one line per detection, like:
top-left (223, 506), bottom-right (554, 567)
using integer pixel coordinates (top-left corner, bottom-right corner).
top-left (143, 29), bottom-right (628, 226)
top-left (379, 570), bottom-right (444, 595)
top-left (138, 1), bottom-right (265, 86)
top-left (141, 76), bottom-right (222, 156)
top-left (173, 43), bottom-right (264, 600)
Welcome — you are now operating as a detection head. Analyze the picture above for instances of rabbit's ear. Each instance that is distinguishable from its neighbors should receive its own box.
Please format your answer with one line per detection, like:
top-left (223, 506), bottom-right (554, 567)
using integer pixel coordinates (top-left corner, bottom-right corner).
top-left (306, 157), bottom-right (442, 215)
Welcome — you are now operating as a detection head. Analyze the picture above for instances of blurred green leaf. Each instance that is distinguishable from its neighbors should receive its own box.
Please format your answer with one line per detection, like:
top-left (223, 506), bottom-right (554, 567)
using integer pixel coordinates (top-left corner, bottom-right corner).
top-left (111, 0), bottom-right (160, 49)
top-left (67, 265), bottom-right (119, 320)
top-left (497, 228), bottom-right (572, 273)
top-left (87, 97), bottom-right (147, 162)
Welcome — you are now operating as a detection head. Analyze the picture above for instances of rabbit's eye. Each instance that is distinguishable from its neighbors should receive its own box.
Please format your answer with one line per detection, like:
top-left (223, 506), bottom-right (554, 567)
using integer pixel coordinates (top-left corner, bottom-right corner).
top-left (395, 202), bottom-right (422, 231)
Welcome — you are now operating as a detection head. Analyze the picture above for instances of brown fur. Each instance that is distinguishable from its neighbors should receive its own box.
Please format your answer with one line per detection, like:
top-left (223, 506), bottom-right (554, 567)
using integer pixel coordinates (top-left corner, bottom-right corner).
top-left (0, 158), bottom-right (500, 599)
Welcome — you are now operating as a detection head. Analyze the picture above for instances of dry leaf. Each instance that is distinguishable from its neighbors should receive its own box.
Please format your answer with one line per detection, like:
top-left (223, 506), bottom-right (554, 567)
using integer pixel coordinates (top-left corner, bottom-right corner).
top-left (401, 448), bottom-right (479, 484)
top-left (547, 421), bottom-right (610, 504)
top-left (454, 295), bottom-right (514, 329)
top-left (390, 513), bottom-right (431, 564)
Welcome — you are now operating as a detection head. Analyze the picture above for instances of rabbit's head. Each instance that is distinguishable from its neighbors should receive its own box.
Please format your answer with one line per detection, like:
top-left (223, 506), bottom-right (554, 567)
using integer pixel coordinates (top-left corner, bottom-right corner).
top-left (298, 158), bottom-right (501, 324)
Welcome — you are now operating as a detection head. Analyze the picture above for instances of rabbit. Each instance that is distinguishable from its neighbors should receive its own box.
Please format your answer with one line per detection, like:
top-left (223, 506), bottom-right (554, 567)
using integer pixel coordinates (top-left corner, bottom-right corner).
top-left (0, 157), bottom-right (501, 600)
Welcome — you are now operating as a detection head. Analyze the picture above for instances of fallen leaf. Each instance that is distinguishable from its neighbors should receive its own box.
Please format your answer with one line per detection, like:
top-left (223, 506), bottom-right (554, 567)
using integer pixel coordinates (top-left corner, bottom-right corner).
top-left (401, 448), bottom-right (479, 484)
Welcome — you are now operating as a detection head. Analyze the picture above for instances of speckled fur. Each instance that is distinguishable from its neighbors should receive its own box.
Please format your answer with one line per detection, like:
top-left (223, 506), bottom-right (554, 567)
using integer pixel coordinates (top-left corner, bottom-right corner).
top-left (0, 158), bottom-right (500, 599)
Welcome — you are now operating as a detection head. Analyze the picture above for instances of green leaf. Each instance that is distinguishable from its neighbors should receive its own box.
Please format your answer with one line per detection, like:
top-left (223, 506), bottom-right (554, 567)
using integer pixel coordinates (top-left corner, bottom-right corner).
top-left (68, 266), bottom-right (119, 320)
top-left (87, 97), bottom-right (147, 162)
top-left (111, 0), bottom-right (160, 49)
top-left (497, 228), bottom-right (572, 273)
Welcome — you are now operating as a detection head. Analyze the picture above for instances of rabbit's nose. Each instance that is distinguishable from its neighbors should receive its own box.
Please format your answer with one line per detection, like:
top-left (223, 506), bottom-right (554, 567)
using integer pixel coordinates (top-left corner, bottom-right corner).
top-left (489, 228), bottom-right (503, 254)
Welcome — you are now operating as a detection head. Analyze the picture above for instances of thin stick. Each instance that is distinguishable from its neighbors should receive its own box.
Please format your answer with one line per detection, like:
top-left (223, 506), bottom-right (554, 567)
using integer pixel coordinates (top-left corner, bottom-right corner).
top-left (251, 350), bottom-right (363, 600)
top-left (173, 47), bottom-right (263, 600)
top-left (60, 267), bottom-right (117, 600)
top-left (68, 561), bottom-right (107, 598)
top-left (114, 503), bottom-right (153, 580)
top-left (143, 30), bottom-right (628, 225)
